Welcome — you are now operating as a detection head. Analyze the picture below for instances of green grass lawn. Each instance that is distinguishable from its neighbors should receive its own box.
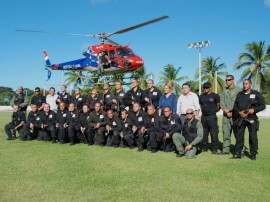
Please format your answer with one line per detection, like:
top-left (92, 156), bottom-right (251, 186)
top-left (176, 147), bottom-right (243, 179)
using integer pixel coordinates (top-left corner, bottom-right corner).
top-left (0, 112), bottom-right (270, 202)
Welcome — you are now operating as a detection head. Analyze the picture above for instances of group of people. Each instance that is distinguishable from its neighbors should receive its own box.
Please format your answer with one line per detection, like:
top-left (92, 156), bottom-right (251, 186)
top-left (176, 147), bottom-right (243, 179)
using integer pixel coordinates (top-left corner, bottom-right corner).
top-left (4, 76), bottom-right (266, 160)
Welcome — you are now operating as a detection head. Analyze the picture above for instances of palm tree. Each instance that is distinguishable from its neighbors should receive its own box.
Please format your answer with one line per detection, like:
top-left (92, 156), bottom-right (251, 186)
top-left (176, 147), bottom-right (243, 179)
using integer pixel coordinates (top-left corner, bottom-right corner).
top-left (159, 64), bottom-right (188, 96)
top-left (131, 67), bottom-right (153, 90)
top-left (234, 41), bottom-right (270, 92)
top-left (195, 56), bottom-right (228, 94)
top-left (64, 70), bottom-right (85, 88)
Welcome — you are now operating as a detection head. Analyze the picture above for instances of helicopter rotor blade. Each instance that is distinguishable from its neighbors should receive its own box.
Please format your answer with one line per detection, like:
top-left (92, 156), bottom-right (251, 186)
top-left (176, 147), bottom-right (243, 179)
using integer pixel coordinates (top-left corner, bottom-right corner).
top-left (15, 29), bottom-right (96, 38)
top-left (108, 15), bottom-right (169, 37)
top-left (106, 38), bottom-right (121, 46)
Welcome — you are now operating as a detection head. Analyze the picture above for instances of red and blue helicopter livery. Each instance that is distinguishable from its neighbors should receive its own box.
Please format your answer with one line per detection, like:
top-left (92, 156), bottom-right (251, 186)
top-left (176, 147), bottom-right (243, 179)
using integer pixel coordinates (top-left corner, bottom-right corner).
top-left (17, 15), bottom-right (169, 80)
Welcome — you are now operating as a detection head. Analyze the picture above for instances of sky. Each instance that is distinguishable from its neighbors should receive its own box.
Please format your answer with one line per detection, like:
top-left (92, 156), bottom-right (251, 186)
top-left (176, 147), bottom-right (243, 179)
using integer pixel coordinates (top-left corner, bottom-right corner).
top-left (0, 0), bottom-right (270, 92)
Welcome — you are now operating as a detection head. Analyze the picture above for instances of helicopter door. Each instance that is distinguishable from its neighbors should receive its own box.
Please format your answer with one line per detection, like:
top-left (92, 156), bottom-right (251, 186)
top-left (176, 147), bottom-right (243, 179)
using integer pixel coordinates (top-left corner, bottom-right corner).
top-left (109, 50), bottom-right (116, 67)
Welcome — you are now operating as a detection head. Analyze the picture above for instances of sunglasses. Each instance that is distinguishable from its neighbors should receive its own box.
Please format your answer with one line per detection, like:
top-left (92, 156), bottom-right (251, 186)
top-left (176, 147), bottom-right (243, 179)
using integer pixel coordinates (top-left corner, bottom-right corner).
top-left (226, 79), bottom-right (233, 81)
top-left (203, 87), bottom-right (210, 89)
top-left (186, 112), bottom-right (193, 115)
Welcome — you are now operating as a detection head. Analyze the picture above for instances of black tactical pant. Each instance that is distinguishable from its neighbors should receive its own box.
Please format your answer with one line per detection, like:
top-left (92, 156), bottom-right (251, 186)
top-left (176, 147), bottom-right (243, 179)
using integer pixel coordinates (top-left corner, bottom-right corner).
top-left (123, 133), bottom-right (135, 147)
top-left (21, 123), bottom-right (39, 141)
top-left (89, 127), bottom-right (105, 145)
top-left (5, 123), bottom-right (23, 139)
top-left (38, 125), bottom-right (56, 141)
top-left (57, 126), bottom-right (68, 143)
top-left (235, 120), bottom-right (258, 155)
top-left (201, 115), bottom-right (219, 151)
top-left (137, 131), bottom-right (150, 150)
top-left (68, 126), bottom-right (80, 144)
top-left (106, 131), bottom-right (121, 147)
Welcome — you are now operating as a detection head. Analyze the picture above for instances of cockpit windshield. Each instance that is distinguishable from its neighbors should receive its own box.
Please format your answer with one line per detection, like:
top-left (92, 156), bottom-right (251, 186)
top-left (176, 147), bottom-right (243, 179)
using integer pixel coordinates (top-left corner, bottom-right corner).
top-left (116, 47), bottom-right (134, 58)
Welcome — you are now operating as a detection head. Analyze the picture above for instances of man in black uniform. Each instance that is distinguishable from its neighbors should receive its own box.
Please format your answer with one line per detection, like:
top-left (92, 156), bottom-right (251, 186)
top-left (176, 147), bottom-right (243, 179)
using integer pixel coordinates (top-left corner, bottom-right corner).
top-left (31, 87), bottom-right (46, 111)
top-left (66, 103), bottom-right (80, 145)
top-left (100, 83), bottom-right (116, 112)
top-left (39, 103), bottom-right (57, 142)
top-left (78, 104), bottom-right (91, 145)
top-left (105, 109), bottom-right (123, 147)
top-left (21, 104), bottom-right (41, 141)
top-left (88, 88), bottom-right (101, 112)
top-left (129, 102), bottom-right (147, 151)
top-left (10, 86), bottom-right (29, 113)
top-left (56, 85), bottom-right (73, 110)
top-left (160, 106), bottom-right (182, 152)
top-left (143, 79), bottom-right (162, 110)
top-left (230, 79), bottom-right (266, 160)
top-left (124, 80), bottom-right (144, 110)
top-left (5, 105), bottom-right (26, 140)
top-left (56, 102), bottom-right (68, 144)
top-left (88, 102), bottom-right (107, 146)
top-left (199, 82), bottom-right (220, 154)
top-left (112, 81), bottom-right (127, 114)
top-left (120, 109), bottom-right (135, 149)
top-left (73, 87), bottom-right (88, 113)
top-left (139, 105), bottom-right (160, 153)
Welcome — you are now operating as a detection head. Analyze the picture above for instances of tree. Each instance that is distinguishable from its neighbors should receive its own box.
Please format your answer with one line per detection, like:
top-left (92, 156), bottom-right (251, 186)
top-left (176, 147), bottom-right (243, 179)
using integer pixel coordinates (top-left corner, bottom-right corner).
top-left (0, 87), bottom-right (15, 105)
top-left (196, 56), bottom-right (228, 94)
top-left (159, 64), bottom-right (188, 96)
top-left (64, 70), bottom-right (85, 88)
top-left (234, 41), bottom-right (270, 92)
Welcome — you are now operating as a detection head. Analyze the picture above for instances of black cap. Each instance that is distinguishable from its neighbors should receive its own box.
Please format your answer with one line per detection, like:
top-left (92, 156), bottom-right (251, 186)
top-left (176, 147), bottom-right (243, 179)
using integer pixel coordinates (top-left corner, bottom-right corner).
top-left (203, 82), bottom-right (211, 88)
top-left (35, 87), bottom-right (40, 91)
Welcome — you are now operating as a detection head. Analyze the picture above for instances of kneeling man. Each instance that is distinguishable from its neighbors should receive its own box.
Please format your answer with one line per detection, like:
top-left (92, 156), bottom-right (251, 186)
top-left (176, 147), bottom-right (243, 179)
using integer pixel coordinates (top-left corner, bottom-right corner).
top-left (173, 109), bottom-right (203, 159)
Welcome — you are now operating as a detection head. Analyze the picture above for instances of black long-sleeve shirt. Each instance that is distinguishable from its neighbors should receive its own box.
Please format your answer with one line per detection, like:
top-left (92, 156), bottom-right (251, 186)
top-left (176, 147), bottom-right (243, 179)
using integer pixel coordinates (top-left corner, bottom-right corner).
top-left (160, 114), bottom-right (182, 136)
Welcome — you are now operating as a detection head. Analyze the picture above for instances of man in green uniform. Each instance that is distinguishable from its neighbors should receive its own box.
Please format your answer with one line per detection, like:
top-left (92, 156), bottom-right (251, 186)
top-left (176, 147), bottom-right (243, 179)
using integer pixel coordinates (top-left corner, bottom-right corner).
top-left (219, 75), bottom-right (242, 155)
top-left (172, 108), bottom-right (203, 159)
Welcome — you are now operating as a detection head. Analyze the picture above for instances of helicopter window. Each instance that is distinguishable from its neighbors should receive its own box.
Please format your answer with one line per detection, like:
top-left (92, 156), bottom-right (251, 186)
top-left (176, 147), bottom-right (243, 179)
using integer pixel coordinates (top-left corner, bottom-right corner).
top-left (109, 50), bottom-right (116, 60)
top-left (116, 47), bottom-right (134, 58)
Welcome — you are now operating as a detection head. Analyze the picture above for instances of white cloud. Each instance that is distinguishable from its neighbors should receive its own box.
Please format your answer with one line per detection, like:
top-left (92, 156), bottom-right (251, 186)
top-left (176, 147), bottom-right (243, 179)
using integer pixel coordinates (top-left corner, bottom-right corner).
top-left (264, 0), bottom-right (270, 6)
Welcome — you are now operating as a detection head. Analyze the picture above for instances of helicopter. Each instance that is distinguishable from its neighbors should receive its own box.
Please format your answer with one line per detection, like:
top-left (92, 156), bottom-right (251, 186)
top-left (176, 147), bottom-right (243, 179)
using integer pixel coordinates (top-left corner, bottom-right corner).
top-left (16, 15), bottom-right (169, 82)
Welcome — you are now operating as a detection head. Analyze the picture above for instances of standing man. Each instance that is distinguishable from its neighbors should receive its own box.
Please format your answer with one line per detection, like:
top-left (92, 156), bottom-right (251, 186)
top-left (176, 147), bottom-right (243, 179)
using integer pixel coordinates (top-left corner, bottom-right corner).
top-left (230, 79), bottom-right (265, 160)
top-left (173, 109), bottom-right (203, 159)
top-left (176, 83), bottom-right (200, 123)
top-left (100, 83), bottom-right (116, 112)
top-left (56, 85), bottom-right (73, 110)
top-left (219, 75), bottom-right (242, 155)
top-left (5, 105), bottom-right (25, 140)
top-left (112, 81), bottom-right (127, 114)
top-left (124, 80), bottom-right (144, 110)
top-left (31, 87), bottom-right (46, 111)
top-left (199, 82), bottom-right (220, 154)
top-left (143, 79), bottom-right (162, 110)
top-left (73, 87), bottom-right (88, 113)
top-left (46, 87), bottom-right (58, 112)
top-left (89, 88), bottom-right (101, 112)
top-left (10, 86), bottom-right (29, 113)
top-left (160, 106), bottom-right (182, 152)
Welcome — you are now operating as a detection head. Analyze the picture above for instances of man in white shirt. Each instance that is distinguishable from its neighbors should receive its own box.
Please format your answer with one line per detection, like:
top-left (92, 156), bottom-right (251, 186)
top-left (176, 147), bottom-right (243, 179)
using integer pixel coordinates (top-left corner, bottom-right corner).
top-left (176, 83), bottom-right (200, 122)
top-left (46, 87), bottom-right (58, 112)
